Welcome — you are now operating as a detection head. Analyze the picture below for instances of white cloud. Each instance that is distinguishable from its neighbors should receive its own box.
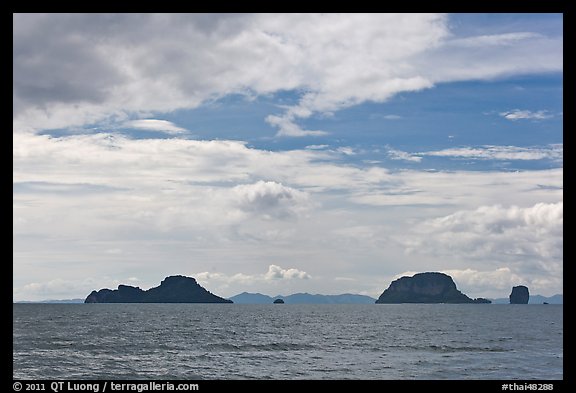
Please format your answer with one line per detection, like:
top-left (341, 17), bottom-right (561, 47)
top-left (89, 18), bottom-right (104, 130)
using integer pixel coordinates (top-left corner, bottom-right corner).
top-left (16, 137), bottom-right (562, 298)
top-left (445, 267), bottom-right (562, 299)
top-left (401, 202), bottom-right (563, 279)
top-left (13, 276), bottom-right (144, 301)
top-left (350, 168), bottom-right (562, 207)
top-left (305, 145), bottom-right (329, 150)
top-left (233, 181), bottom-right (311, 219)
top-left (336, 147), bottom-right (356, 156)
top-left (264, 264), bottom-right (311, 280)
top-left (421, 144), bottom-right (563, 162)
top-left (265, 114), bottom-right (328, 137)
top-left (441, 267), bottom-right (527, 297)
top-left (500, 109), bottom-right (554, 121)
top-left (13, 14), bottom-right (562, 136)
top-left (13, 132), bottom-right (397, 195)
top-left (123, 119), bottom-right (187, 134)
top-left (14, 134), bottom-right (562, 252)
top-left (193, 265), bottom-right (311, 296)
top-left (448, 32), bottom-right (542, 47)
top-left (419, 30), bottom-right (562, 82)
top-left (386, 147), bottom-right (422, 162)
top-left (13, 132), bottom-right (562, 220)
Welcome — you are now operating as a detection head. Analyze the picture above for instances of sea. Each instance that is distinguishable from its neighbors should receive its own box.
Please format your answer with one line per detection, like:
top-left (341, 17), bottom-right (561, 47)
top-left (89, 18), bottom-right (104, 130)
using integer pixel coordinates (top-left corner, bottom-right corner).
top-left (13, 303), bottom-right (563, 380)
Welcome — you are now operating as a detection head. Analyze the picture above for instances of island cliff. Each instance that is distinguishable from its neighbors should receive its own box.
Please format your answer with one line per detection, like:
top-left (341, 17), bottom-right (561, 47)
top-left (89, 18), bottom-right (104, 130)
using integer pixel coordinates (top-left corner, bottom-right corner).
top-left (375, 272), bottom-right (491, 304)
top-left (84, 275), bottom-right (232, 303)
top-left (509, 285), bottom-right (529, 304)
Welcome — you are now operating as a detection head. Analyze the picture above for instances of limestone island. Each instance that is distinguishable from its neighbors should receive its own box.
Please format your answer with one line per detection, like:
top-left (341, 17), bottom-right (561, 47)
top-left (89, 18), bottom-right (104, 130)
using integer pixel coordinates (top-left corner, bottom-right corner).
top-left (84, 275), bottom-right (232, 303)
top-left (375, 272), bottom-right (491, 304)
top-left (273, 298), bottom-right (285, 304)
top-left (509, 285), bottom-right (529, 304)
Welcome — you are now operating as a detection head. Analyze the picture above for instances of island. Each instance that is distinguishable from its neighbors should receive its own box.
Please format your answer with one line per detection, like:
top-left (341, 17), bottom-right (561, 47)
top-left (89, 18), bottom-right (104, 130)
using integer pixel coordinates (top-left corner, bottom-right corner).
top-left (375, 272), bottom-right (491, 304)
top-left (273, 298), bottom-right (285, 304)
top-left (509, 285), bottom-right (529, 304)
top-left (84, 275), bottom-right (233, 303)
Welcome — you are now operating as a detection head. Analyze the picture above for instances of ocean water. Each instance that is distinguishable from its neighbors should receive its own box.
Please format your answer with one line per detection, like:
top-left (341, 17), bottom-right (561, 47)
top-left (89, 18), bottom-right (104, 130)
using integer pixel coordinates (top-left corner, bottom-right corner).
top-left (13, 304), bottom-right (562, 380)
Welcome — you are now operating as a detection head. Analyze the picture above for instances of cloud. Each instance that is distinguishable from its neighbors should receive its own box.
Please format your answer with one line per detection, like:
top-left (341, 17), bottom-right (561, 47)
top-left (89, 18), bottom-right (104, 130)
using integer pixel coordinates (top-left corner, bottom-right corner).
top-left (193, 265), bottom-right (311, 296)
top-left (13, 276), bottom-right (144, 301)
top-left (13, 132), bottom-right (395, 195)
top-left (123, 119), bottom-right (187, 134)
top-left (12, 14), bottom-right (563, 301)
top-left (264, 264), bottom-right (311, 280)
top-left (267, 77), bottom-right (433, 137)
top-left (418, 30), bottom-right (562, 82)
top-left (14, 133), bottom-right (562, 241)
top-left (14, 133), bottom-right (563, 219)
top-left (13, 14), bottom-right (562, 135)
top-left (448, 32), bottom-right (542, 47)
top-left (444, 267), bottom-right (562, 299)
top-left (420, 144), bottom-right (563, 162)
top-left (350, 168), bottom-right (562, 207)
top-left (305, 145), bottom-right (329, 150)
top-left (401, 202), bottom-right (563, 274)
top-left (13, 134), bottom-right (563, 300)
top-left (336, 147), bottom-right (356, 156)
top-left (386, 147), bottom-right (422, 162)
top-left (233, 181), bottom-right (311, 219)
top-left (500, 109), bottom-right (554, 121)
top-left (389, 201), bottom-right (563, 298)
top-left (441, 267), bottom-right (526, 296)
top-left (13, 132), bottom-right (563, 298)
top-left (265, 114), bottom-right (328, 137)
top-left (379, 144), bottom-right (563, 164)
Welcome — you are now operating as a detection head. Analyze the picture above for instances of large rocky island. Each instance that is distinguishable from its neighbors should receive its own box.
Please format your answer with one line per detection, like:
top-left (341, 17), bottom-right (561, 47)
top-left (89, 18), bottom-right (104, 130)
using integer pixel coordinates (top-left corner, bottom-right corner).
top-left (85, 275), bottom-right (232, 303)
top-left (375, 272), bottom-right (491, 304)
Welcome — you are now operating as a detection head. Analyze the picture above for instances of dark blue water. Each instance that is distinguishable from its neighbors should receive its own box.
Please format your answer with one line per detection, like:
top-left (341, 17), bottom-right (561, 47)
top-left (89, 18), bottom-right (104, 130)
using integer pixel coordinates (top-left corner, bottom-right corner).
top-left (13, 304), bottom-right (562, 380)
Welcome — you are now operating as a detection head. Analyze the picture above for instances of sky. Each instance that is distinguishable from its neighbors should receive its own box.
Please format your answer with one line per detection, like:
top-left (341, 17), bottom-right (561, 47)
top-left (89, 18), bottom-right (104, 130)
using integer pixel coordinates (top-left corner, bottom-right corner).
top-left (13, 13), bottom-right (563, 301)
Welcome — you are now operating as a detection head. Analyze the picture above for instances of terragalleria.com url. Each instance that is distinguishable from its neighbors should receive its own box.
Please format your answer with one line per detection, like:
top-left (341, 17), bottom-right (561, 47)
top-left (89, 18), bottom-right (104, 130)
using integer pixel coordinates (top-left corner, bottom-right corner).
top-left (109, 382), bottom-right (198, 392)
top-left (46, 382), bottom-right (199, 393)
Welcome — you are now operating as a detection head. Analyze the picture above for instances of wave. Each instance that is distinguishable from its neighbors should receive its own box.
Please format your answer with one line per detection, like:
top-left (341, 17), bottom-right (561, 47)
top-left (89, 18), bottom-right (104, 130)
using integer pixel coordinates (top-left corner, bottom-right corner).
top-left (203, 342), bottom-right (314, 352)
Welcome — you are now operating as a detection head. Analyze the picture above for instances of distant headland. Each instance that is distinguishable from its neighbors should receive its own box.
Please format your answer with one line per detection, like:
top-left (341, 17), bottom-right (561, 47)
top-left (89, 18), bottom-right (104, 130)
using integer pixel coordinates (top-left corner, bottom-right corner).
top-left (375, 272), bottom-right (491, 304)
top-left (85, 275), bottom-right (232, 303)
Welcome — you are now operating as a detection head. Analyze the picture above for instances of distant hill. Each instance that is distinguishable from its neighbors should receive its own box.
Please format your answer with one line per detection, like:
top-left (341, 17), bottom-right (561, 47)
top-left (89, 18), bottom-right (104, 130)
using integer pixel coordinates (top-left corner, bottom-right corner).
top-left (15, 298), bottom-right (85, 304)
top-left (229, 292), bottom-right (273, 304)
top-left (229, 292), bottom-right (376, 304)
top-left (491, 294), bottom-right (563, 304)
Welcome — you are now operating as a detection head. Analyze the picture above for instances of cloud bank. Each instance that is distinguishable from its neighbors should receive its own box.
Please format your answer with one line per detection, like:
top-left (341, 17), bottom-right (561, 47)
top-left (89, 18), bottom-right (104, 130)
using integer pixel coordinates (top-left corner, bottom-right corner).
top-left (12, 14), bottom-right (563, 300)
top-left (383, 144), bottom-right (563, 164)
top-left (13, 13), bottom-right (562, 136)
